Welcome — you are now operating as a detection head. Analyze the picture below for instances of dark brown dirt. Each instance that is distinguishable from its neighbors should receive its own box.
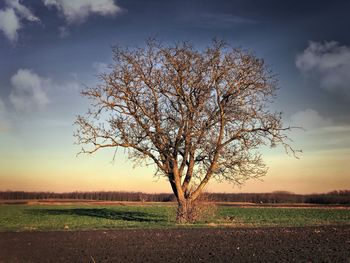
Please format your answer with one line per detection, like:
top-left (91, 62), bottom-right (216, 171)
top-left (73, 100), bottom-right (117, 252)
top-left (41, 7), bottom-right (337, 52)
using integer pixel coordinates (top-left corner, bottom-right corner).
top-left (1, 226), bottom-right (349, 263)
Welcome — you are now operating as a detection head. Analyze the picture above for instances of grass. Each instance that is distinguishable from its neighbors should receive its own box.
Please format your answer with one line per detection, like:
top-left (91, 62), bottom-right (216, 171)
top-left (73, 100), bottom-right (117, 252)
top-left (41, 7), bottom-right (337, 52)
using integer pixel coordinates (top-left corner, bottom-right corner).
top-left (218, 207), bottom-right (350, 227)
top-left (0, 203), bottom-right (349, 231)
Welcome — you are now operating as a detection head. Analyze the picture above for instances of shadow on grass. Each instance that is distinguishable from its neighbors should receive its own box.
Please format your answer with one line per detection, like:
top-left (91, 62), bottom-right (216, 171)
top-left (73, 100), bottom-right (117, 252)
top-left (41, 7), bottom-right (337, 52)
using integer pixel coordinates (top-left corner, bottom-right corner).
top-left (29, 208), bottom-right (165, 222)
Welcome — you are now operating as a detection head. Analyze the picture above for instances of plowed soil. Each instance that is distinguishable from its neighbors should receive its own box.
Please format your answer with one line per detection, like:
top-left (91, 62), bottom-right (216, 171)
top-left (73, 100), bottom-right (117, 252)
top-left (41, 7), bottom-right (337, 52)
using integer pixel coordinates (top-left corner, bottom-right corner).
top-left (1, 226), bottom-right (349, 263)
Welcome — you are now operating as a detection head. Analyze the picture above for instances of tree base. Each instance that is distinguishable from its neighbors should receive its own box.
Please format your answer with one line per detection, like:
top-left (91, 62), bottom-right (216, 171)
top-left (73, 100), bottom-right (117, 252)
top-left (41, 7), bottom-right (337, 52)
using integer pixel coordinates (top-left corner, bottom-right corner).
top-left (176, 199), bottom-right (207, 224)
top-left (176, 200), bottom-right (194, 224)
top-left (176, 198), bottom-right (218, 224)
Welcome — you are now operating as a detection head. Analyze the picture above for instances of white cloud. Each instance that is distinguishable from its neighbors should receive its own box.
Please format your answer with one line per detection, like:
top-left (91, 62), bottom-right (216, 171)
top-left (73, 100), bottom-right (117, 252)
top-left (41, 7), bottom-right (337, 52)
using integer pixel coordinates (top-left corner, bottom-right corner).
top-left (92, 62), bottom-right (110, 74)
top-left (43, 0), bottom-right (122, 24)
top-left (0, 98), bottom-right (5, 113)
top-left (0, 97), bottom-right (11, 132)
top-left (290, 109), bottom-right (332, 130)
top-left (296, 41), bottom-right (350, 98)
top-left (0, 0), bottom-right (40, 42)
top-left (9, 69), bottom-right (50, 112)
top-left (290, 109), bottom-right (350, 151)
top-left (6, 0), bottom-right (40, 22)
top-left (58, 26), bottom-right (70, 38)
top-left (0, 8), bottom-right (20, 41)
top-left (184, 13), bottom-right (256, 29)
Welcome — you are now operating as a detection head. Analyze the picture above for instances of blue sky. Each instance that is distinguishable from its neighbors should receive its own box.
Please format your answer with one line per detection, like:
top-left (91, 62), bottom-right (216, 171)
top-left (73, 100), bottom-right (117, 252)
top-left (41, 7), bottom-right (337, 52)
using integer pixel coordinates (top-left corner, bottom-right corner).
top-left (0, 0), bottom-right (349, 193)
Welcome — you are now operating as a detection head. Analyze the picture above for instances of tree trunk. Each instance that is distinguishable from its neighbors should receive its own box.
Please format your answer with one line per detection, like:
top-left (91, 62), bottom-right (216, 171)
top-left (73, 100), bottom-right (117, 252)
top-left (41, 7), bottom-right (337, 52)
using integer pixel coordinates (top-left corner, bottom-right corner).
top-left (176, 198), bottom-right (200, 224)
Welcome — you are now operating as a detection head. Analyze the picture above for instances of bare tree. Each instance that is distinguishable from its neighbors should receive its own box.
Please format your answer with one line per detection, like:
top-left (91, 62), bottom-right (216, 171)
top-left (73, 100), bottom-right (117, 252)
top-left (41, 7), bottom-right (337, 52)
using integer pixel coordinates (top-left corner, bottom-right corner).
top-left (75, 39), bottom-right (296, 223)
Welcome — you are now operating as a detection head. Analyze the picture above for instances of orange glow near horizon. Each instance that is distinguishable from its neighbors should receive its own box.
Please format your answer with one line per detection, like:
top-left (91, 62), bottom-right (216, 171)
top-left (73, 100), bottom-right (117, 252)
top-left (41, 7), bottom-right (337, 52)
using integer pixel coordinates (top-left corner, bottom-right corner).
top-left (1, 148), bottom-right (349, 194)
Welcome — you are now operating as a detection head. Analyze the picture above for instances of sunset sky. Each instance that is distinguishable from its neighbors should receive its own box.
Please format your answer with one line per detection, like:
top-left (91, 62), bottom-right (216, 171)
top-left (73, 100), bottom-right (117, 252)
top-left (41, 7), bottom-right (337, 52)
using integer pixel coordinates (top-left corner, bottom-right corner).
top-left (0, 0), bottom-right (349, 194)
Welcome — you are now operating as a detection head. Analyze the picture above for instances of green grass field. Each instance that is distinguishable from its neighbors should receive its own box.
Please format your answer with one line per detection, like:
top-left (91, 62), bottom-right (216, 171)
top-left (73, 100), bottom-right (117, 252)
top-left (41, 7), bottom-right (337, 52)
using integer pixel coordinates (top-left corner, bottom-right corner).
top-left (0, 203), bottom-right (349, 231)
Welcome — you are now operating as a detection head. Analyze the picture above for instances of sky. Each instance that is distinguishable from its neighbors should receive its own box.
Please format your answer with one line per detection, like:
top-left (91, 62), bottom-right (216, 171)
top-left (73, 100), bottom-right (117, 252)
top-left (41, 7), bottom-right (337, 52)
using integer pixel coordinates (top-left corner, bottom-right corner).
top-left (0, 0), bottom-right (349, 194)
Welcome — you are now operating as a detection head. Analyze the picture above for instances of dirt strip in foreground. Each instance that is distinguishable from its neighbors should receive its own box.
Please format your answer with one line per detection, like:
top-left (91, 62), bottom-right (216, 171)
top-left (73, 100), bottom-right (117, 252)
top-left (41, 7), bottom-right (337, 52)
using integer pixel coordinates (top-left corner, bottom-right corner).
top-left (0, 225), bottom-right (349, 263)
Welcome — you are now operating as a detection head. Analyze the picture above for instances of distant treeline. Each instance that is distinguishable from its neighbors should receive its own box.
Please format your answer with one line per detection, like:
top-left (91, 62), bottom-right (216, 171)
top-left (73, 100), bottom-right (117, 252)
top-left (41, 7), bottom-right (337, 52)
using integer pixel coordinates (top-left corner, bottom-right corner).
top-left (208, 190), bottom-right (350, 204)
top-left (0, 190), bottom-right (349, 204)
